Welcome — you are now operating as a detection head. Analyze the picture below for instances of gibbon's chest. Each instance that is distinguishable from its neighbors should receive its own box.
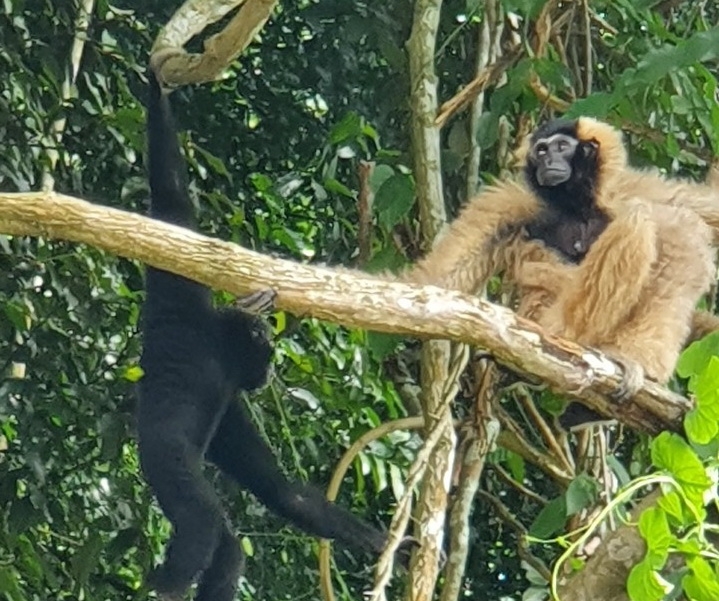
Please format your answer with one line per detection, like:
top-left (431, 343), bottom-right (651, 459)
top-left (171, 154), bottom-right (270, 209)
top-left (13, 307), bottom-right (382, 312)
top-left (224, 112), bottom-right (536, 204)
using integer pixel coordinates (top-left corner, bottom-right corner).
top-left (525, 207), bottom-right (610, 264)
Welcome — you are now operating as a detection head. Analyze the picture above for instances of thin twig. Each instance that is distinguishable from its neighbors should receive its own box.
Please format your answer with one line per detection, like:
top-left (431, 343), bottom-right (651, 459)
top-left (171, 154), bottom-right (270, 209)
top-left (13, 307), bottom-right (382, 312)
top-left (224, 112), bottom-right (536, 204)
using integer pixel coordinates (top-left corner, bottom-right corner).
top-left (435, 49), bottom-right (522, 129)
top-left (41, 0), bottom-right (95, 191)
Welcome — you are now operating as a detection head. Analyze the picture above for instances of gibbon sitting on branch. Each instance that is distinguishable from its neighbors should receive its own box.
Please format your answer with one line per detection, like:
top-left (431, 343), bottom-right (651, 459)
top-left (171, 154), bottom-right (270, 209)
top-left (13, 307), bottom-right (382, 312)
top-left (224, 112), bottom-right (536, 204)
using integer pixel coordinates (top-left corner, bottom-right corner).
top-left (399, 117), bottom-right (717, 426)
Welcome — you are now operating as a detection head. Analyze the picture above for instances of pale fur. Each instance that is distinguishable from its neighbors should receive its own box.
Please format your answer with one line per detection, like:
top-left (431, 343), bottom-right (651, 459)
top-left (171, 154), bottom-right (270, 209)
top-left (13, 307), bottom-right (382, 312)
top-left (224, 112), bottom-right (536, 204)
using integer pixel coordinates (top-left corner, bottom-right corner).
top-left (400, 117), bottom-right (718, 386)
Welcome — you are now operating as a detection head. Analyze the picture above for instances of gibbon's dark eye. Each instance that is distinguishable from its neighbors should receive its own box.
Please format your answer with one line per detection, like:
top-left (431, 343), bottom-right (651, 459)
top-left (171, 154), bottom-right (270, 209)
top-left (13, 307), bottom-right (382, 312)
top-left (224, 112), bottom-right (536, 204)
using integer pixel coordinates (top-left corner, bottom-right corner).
top-left (535, 142), bottom-right (548, 156)
top-left (557, 139), bottom-right (568, 152)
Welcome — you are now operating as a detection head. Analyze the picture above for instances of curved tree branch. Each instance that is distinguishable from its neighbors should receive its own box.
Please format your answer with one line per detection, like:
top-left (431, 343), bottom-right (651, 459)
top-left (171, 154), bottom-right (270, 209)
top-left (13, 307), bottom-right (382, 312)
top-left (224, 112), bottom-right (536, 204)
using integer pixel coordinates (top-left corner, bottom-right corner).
top-left (0, 191), bottom-right (692, 435)
top-left (151, 0), bottom-right (278, 86)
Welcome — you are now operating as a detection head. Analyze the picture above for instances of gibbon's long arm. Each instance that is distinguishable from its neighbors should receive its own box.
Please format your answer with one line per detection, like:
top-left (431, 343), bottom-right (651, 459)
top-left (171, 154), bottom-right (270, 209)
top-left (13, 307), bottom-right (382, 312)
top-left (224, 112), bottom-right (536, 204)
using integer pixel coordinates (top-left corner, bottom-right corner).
top-left (403, 181), bottom-right (541, 292)
top-left (626, 171), bottom-right (719, 241)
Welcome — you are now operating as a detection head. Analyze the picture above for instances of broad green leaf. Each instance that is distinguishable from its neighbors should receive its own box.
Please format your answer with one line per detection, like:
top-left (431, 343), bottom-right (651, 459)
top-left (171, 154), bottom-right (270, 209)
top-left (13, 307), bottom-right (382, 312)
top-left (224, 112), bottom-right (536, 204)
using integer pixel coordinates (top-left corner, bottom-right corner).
top-left (682, 556), bottom-right (719, 601)
top-left (628, 557), bottom-right (671, 601)
top-left (475, 111), bottom-right (500, 149)
top-left (651, 433), bottom-right (710, 511)
top-left (329, 111), bottom-right (363, 144)
top-left (565, 474), bottom-right (599, 516)
top-left (529, 496), bottom-right (566, 539)
top-left (638, 507), bottom-right (671, 565)
top-left (374, 173), bottom-right (416, 230)
top-left (71, 531), bottom-right (103, 583)
top-left (369, 164), bottom-right (394, 193)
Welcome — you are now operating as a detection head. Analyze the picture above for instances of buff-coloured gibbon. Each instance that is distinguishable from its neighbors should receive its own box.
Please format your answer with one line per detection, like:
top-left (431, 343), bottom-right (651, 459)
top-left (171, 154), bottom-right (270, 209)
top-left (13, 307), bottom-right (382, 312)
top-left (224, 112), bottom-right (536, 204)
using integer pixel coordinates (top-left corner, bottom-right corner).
top-left (396, 117), bottom-right (718, 426)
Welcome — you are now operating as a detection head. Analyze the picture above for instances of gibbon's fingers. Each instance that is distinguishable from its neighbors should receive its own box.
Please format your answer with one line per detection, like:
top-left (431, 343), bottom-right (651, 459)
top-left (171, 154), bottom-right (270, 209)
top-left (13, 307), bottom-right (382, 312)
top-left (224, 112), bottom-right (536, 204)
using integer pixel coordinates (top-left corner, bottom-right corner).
top-left (558, 202), bottom-right (657, 342)
top-left (233, 289), bottom-right (277, 314)
top-left (609, 357), bottom-right (645, 403)
top-left (403, 181), bottom-right (540, 293)
top-left (559, 356), bottom-right (645, 430)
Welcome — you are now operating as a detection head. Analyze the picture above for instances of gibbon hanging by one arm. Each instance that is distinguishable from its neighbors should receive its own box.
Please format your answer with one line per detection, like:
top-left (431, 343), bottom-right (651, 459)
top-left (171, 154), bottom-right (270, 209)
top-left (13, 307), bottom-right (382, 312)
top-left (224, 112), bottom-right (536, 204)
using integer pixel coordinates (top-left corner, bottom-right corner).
top-left (139, 54), bottom-right (409, 601)
top-left (398, 117), bottom-right (716, 425)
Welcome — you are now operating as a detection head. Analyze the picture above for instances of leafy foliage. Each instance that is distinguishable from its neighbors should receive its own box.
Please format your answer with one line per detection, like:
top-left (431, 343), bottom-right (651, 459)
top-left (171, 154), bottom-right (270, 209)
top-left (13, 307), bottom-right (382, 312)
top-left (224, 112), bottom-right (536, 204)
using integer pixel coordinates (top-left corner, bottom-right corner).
top-left (2, 0), bottom-right (719, 600)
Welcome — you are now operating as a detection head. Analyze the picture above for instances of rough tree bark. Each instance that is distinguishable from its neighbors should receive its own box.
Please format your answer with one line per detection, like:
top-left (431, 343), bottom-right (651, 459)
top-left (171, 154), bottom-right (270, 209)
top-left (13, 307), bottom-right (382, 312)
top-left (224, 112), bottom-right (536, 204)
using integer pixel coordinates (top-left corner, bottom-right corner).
top-left (404, 1), bottom-right (456, 600)
top-left (0, 192), bottom-right (692, 435)
top-left (151, 0), bottom-right (279, 86)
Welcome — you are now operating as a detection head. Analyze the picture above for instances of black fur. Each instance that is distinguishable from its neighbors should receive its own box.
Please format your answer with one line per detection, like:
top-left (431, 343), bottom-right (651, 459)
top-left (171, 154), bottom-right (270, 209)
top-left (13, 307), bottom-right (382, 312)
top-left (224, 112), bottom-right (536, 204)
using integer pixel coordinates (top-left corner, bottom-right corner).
top-left (523, 118), bottom-right (612, 427)
top-left (139, 71), bottom-right (400, 601)
top-left (524, 118), bottom-right (610, 264)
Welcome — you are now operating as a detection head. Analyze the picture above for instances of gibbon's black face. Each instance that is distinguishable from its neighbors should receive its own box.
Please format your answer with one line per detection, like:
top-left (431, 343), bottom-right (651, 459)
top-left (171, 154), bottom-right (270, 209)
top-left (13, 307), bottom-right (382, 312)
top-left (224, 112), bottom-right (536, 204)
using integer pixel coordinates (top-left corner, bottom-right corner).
top-left (524, 119), bottom-right (600, 215)
top-left (529, 133), bottom-right (578, 186)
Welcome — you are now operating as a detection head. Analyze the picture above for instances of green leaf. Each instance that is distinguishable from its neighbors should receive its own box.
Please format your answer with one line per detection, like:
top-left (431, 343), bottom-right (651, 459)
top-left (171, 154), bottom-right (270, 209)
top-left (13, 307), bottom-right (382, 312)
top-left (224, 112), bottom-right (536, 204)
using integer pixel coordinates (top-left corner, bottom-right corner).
top-left (565, 92), bottom-right (616, 119)
top-left (677, 332), bottom-right (719, 381)
top-left (323, 178), bottom-right (356, 198)
top-left (565, 474), bottom-right (599, 516)
top-left (241, 536), bottom-right (255, 557)
top-left (651, 432), bottom-right (710, 511)
top-left (500, 0), bottom-right (547, 19)
top-left (329, 111), bottom-right (363, 144)
top-left (195, 145), bottom-right (231, 180)
top-left (627, 557), bottom-right (671, 601)
top-left (369, 164), bottom-right (394, 193)
top-left (0, 567), bottom-right (23, 601)
top-left (529, 496), bottom-right (566, 539)
top-left (505, 451), bottom-right (526, 483)
top-left (366, 331), bottom-right (403, 360)
top-left (71, 531), bottom-right (103, 583)
top-left (475, 111), bottom-right (500, 149)
top-left (619, 28), bottom-right (719, 91)
top-left (683, 556), bottom-right (719, 601)
top-left (637, 507), bottom-right (671, 566)
top-left (122, 364), bottom-right (144, 382)
top-left (658, 491), bottom-right (687, 526)
top-left (374, 173), bottom-right (416, 230)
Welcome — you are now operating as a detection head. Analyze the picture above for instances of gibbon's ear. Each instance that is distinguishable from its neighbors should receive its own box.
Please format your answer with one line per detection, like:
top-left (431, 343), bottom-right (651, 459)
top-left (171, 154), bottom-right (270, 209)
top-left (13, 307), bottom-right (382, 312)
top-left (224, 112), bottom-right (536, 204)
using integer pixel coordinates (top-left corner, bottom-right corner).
top-left (575, 117), bottom-right (627, 183)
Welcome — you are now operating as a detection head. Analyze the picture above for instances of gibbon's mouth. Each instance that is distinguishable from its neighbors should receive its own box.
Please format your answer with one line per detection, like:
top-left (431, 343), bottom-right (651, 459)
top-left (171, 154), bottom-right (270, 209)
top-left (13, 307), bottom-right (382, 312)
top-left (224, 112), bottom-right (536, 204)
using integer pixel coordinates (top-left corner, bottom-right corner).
top-left (537, 168), bottom-right (571, 187)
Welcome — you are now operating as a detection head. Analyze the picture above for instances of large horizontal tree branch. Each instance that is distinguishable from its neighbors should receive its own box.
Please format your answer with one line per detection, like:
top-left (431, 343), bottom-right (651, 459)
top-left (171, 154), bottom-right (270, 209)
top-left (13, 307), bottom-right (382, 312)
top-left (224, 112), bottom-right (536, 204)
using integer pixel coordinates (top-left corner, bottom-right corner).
top-left (0, 192), bottom-right (692, 435)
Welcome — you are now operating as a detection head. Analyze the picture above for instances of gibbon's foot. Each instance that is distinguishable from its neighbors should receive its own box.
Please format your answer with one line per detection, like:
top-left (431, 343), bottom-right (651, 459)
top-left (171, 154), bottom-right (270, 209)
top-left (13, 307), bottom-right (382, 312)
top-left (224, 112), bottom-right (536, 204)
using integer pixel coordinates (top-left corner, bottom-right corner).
top-left (394, 536), bottom-right (449, 571)
top-left (395, 536), bottom-right (420, 569)
top-left (233, 289), bottom-right (277, 315)
top-left (559, 358), bottom-right (645, 430)
top-left (611, 357), bottom-right (645, 403)
top-left (559, 402), bottom-right (613, 431)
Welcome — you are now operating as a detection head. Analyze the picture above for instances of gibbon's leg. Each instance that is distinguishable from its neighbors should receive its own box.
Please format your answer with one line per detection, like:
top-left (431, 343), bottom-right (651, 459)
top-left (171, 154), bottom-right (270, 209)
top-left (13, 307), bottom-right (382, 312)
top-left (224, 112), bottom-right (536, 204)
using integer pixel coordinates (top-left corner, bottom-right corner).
top-left (601, 205), bottom-right (715, 384)
top-left (138, 413), bottom-right (232, 597)
top-left (207, 402), bottom-right (396, 557)
top-left (194, 529), bottom-right (243, 601)
top-left (549, 201), bottom-right (658, 344)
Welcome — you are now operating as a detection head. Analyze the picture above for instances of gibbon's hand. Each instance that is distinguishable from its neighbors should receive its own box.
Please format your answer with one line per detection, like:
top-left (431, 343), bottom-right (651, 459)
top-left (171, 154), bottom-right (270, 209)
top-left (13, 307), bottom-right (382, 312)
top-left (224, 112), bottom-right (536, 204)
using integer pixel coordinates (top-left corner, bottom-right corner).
top-left (609, 356), bottom-right (646, 403)
top-left (233, 288), bottom-right (277, 315)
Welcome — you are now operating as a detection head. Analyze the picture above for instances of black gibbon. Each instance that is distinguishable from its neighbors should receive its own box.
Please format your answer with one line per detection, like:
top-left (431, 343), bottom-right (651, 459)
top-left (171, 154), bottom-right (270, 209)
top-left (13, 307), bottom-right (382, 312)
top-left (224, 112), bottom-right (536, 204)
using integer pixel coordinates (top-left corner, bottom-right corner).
top-left (397, 117), bottom-right (716, 426)
top-left (139, 61), bottom-right (404, 601)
